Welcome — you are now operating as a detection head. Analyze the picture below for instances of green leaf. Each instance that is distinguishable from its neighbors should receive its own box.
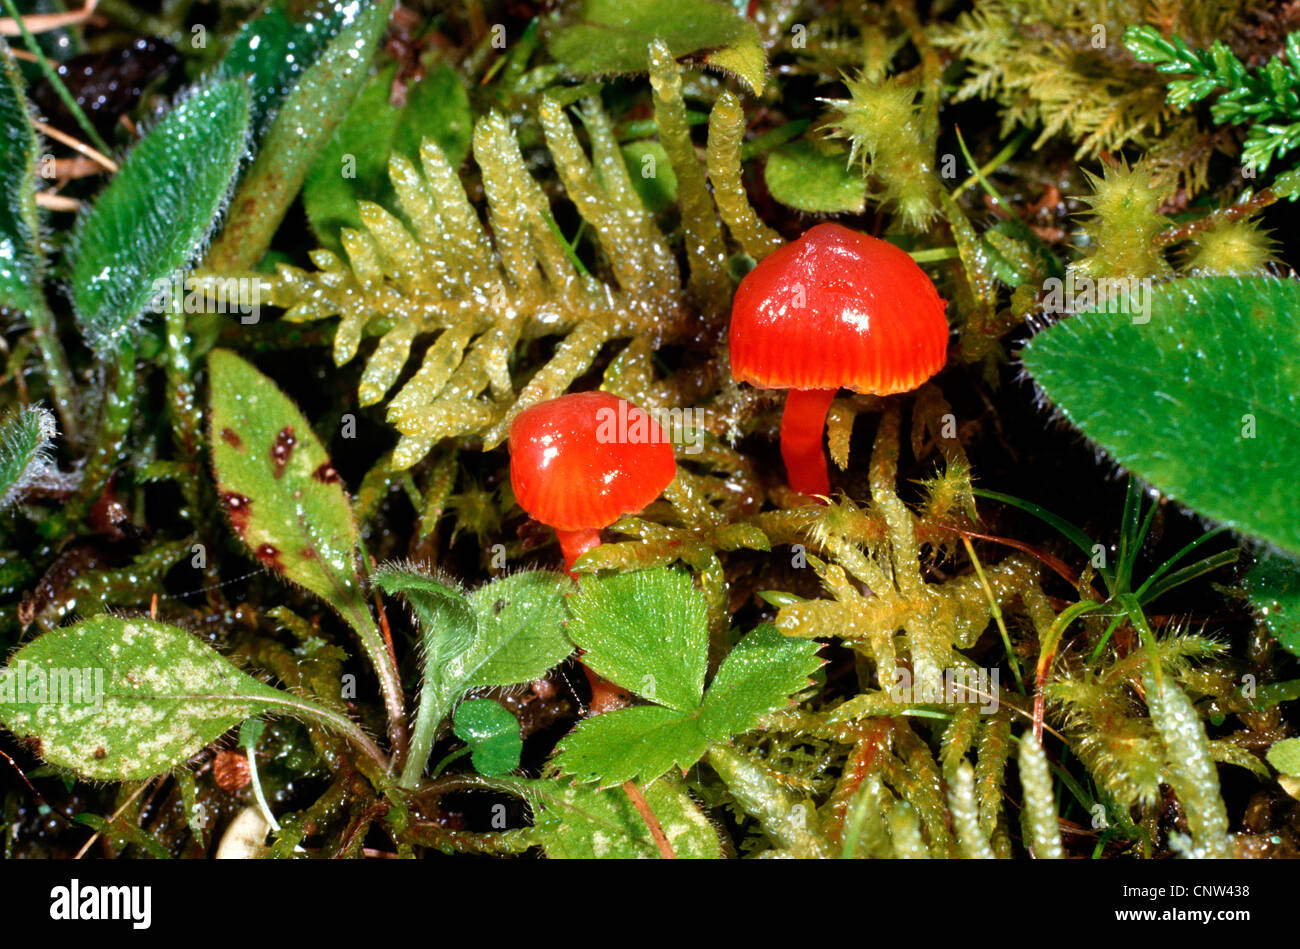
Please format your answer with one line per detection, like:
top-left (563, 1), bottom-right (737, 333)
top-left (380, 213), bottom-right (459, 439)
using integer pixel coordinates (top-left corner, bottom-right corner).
top-left (1021, 276), bottom-right (1300, 556)
top-left (452, 698), bottom-right (522, 776)
top-left (1244, 552), bottom-right (1300, 657)
top-left (208, 349), bottom-right (367, 619)
top-left (375, 565), bottom-right (570, 786)
top-left (0, 404), bottom-right (54, 510)
top-left (217, 0), bottom-right (358, 139)
top-left (0, 39), bottom-right (42, 317)
top-left (68, 80), bottom-right (251, 354)
top-left (763, 139), bottom-right (867, 214)
top-left (1267, 738), bottom-right (1300, 777)
top-left (0, 616), bottom-right (379, 781)
top-left (554, 705), bottom-right (708, 787)
top-left (521, 776), bottom-right (721, 858)
top-left (204, 0), bottom-right (395, 271)
top-left (303, 61), bottom-right (472, 249)
top-left (698, 625), bottom-right (821, 739)
top-left (567, 567), bottom-right (708, 711)
top-left (549, 0), bottom-right (766, 95)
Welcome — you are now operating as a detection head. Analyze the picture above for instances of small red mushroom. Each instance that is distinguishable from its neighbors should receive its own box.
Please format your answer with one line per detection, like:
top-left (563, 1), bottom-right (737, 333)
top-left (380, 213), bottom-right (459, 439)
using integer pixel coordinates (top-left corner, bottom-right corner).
top-left (729, 222), bottom-right (949, 496)
top-left (508, 391), bottom-right (677, 572)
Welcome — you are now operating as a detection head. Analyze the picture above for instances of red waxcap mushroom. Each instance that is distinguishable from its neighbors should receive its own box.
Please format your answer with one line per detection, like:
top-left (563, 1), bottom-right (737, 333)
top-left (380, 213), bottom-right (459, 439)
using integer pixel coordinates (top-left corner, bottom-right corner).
top-left (509, 391), bottom-right (677, 571)
top-left (729, 222), bottom-right (948, 496)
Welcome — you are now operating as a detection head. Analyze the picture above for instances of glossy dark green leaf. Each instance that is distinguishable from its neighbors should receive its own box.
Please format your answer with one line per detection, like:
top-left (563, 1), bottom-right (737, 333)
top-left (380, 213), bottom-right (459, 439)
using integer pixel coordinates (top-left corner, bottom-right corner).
top-left (0, 616), bottom-right (378, 780)
top-left (69, 80), bottom-right (251, 354)
top-left (0, 39), bottom-right (43, 316)
top-left (549, 0), bottom-right (766, 94)
top-left (1021, 276), bottom-right (1300, 556)
top-left (452, 698), bottom-right (522, 776)
top-left (303, 60), bottom-right (472, 248)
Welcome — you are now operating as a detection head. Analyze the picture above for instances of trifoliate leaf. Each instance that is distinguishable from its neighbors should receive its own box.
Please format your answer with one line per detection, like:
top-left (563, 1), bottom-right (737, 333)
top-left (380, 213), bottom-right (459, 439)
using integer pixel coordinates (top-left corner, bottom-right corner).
top-left (549, 0), bottom-right (766, 94)
top-left (452, 698), bottom-right (522, 776)
top-left (0, 40), bottom-right (43, 317)
top-left (698, 625), bottom-right (821, 739)
top-left (69, 80), bottom-right (251, 354)
top-left (566, 567), bottom-right (708, 711)
top-left (553, 705), bottom-right (708, 787)
top-left (0, 616), bottom-right (368, 781)
top-left (1244, 552), bottom-right (1300, 657)
top-left (1021, 276), bottom-right (1300, 557)
top-left (0, 404), bottom-right (55, 511)
top-left (522, 776), bottom-right (721, 858)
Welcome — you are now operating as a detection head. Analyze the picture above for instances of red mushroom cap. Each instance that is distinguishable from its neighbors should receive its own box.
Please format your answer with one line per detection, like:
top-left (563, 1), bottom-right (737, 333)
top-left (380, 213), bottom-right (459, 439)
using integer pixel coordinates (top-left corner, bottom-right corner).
top-left (508, 391), bottom-right (677, 532)
top-left (729, 222), bottom-right (948, 395)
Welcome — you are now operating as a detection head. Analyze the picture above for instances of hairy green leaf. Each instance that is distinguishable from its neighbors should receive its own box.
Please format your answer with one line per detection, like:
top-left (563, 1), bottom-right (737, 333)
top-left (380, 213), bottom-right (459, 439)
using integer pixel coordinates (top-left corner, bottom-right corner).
top-left (303, 60), bottom-right (472, 249)
top-left (0, 404), bottom-right (54, 511)
top-left (218, 0), bottom-right (358, 138)
top-left (204, 0), bottom-right (395, 271)
top-left (0, 39), bottom-right (42, 317)
top-left (0, 616), bottom-right (379, 781)
top-left (68, 80), bottom-right (251, 354)
top-left (698, 625), bottom-right (822, 739)
top-left (452, 698), bottom-right (522, 776)
top-left (763, 140), bottom-right (867, 214)
top-left (1021, 277), bottom-right (1300, 556)
top-left (567, 568), bottom-right (707, 711)
top-left (1244, 552), bottom-right (1300, 657)
top-left (520, 776), bottom-right (721, 858)
top-left (549, 0), bottom-right (765, 94)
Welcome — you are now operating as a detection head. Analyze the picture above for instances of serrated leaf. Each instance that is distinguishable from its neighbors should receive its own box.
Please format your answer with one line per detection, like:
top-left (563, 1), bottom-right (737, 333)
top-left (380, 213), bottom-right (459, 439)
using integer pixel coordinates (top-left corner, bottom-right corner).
top-left (521, 776), bottom-right (720, 858)
top-left (204, 0), bottom-right (395, 271)
top-left (68, 80), bottom-right (251, 354)
top-left (303, 60), bottom-right (472, 249)
top-left (1267, 738), bottom-right (1300, 777)
top-left (0, 404), bottom-right (54, 510)
top-left (217, 0), bottom-right (357, 138)
top-left (698, 625), bottom-right (821, 739)
top-left (0, 616), bottom-right (371, 781)
top-left (567, 568), bottom-right (707, 711)
top-left (549, 0), bottom-right (765, 94)
top-left (1021, 277), bottom-right (1300, 556)
top-left (1244, 552), bottom-right (1300, 657)
top-left (452, 698), bottom-right (522, 776)
top-left (0, 39), bottom-right (42, 317)
top-left (554, 705), bottom-right (708, 787)
top-left (764, 139), bottom-right (866, 214)
top-left (207, 349), bottom-right (371, 634)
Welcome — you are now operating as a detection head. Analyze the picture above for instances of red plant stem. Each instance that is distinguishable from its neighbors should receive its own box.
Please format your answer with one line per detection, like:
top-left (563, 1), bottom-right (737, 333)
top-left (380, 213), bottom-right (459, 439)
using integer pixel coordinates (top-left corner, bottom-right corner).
top-left (556, 526), bottom-right (603, 574)
top-left (780, 387), bottom-right (837, 497)
top-left (622, 780), bottom-right (676, 859)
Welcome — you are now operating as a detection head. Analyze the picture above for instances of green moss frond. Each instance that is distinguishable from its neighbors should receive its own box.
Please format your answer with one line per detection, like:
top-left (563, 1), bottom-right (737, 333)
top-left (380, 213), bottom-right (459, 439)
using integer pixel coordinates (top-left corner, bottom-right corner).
top-left (1074, 158), bottom-right (1173, 279)
top-left (1179, 215), bottom-right (1278, 276)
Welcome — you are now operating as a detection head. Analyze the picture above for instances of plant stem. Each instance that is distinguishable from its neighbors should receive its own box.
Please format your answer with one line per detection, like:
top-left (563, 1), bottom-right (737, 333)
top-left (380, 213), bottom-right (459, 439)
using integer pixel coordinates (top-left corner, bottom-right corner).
top-left (68, 341), bottom-right (135, 525)
top-left (621, 780), bottom-right (675, 858)
top-left (25, 295), bottom-right (80, 446)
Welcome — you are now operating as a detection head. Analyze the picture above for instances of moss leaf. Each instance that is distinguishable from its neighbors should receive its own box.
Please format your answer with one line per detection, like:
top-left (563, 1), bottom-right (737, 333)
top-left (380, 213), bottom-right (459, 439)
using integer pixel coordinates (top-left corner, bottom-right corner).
top-left (1021, 276), bottom-right (1300, 556)
top-left (69, 80), bottom-right (251, 354)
